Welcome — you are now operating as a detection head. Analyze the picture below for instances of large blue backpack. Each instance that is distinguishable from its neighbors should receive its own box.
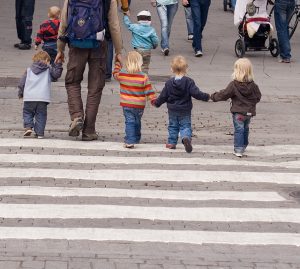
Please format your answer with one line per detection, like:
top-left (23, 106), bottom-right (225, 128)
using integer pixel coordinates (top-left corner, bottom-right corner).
top-left (66, 0), bottom-right (105, 48)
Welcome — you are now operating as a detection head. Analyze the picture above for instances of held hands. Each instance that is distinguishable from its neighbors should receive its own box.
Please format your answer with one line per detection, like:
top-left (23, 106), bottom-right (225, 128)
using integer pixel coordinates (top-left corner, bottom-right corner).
top-left (182, 0), bottom-right (189, 6)
top-left (34, 45), bottom-right (39, 50)
top-left (55, 51), bottom-right (65, 64)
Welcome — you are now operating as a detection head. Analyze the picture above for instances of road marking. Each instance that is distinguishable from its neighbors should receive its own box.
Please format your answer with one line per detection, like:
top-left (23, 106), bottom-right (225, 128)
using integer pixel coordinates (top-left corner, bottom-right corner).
top-left (1, 168), bottom-right (299, 184)
top-left (0, 154), bottom-right (298, 168)
top-left (0, 204), bottom-right (299, 222)
top-left (0, 227), bottom-right (299, 246)
top-left (1, 138), bottom-right (300, 156)
top-left (0, 186), bottom-right (286, 201)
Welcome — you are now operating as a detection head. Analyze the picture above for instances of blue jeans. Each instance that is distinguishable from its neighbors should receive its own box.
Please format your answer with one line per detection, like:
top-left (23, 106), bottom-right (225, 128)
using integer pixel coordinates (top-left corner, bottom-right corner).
top-left (156, 3), bottom-right (178, 49)
top-left (123, 107), bottom-right (144, 144)
top-left (15, 0), bottom-right (35, 44)
top-left (190, 0), bottom-right (211, 52)
top-left (232, 113), bottom-right (251, 153)
top-left (106, 39), bottom-right (113, 79)
top-left (231, 0), bottom-right (236, 9)
top-left (184, 7), bottom-right (194, 35)
top-left (23, 101), bottom-right (48, 136)
top-left (274, 0), bottom-right (295, 60)
top-left (168, 112), bottom-right (192, 145)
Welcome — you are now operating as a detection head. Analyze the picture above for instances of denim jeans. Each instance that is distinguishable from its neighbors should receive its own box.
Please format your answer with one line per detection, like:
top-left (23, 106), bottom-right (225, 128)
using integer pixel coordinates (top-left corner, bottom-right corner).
top-left (156, 3), bottom-right (178, 50)
top-left (184, 7), bottom-right (194, 35)
top-left (168, 112), bottom-right (192, 145)
top-left (189, 0), bottom-right (211, 52)
top-left (231, 0), bottom-right (236, 9)
top-left (23, 101), bottom-right (48, 136)
top-left (15, 0), bottom-right (35, 44)
top-left (106, 39), bottom-right (113, 79)
top-left (274, 0), bottom-right (295, 60)
top-left (123, 107), bottom-right (144, 144)
top-left (232, 113), bottom-right (251, 153)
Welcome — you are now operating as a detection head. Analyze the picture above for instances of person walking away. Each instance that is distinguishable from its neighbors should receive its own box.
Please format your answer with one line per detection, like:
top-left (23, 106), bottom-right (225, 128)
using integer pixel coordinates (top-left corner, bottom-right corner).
top-left (183, 2), bottom-right (194, 40)
top-left (210, 58), bottom-right (261, 157)
top-left (151, 0), bottom-right (179, 56)
top-left (15, 0), bottom-right (35, 50)
top-left (18, 51), bottom-right (63, 138)
top-left (55, 0), bottom-right (123, 141)
top-left (153, 55), bottom-right (210, 153)
top-left (34, 6), bottom-right (61, 65)
top-left (113, 51), bottom-right (156, 149)
top-left (183, 0), bottom-right (211, 57)
top-left (274, 0), bottom-right (295, 63)
top-left (123, 10), bottom-right (159, 74)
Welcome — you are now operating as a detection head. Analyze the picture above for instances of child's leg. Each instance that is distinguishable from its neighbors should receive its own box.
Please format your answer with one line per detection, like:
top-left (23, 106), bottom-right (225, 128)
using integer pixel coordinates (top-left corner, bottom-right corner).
top-left (34, 102), bottom-right (48, 136)
top-left (134, 108), bottom-right (144, 143)
top-left (23, 102), bottom-right (35, 130)
top-left (243, 117), bottom-right (251, 152)
top-left (123, 107), bottom-right (139, 144)
top-left (232, 113), bottom-right (246, 153)
top-left (168, 113), bottom-right (180, 145)
top-left (136, 49), bottom-right (151, 74)
top-left (178, 114), bottom-right (192, 141)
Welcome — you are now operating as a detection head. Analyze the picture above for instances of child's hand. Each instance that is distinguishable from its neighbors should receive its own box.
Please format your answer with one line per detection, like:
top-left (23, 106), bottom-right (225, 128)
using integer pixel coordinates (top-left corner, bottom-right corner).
top-left (151, 98), bottom-right (157, 106)
top-left (34, 45), bottom-right (38, 50)
top-left (123, 10), bottom-right (130, 16)
top-left (151, 0), bottom-right (157, 7)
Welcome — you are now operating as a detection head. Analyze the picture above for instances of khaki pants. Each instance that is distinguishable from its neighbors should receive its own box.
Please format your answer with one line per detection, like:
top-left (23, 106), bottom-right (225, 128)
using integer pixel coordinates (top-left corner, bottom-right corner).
top-left (135, 48), bottom-right (151, 74)
top-left (65, 42), bottom-right (107, 134)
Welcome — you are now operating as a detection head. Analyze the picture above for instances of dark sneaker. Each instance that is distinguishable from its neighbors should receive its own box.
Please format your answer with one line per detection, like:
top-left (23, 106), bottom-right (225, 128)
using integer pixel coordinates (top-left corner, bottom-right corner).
top-left (68, 117), bottom-right (83, 137)
top-left (23, 128), bottom-right (33, 138)
top-left (166, 144), bottom-right (176, 149)
top-left (123, 143), bottom-right (134, 149)
top-left (162, 48), bottom-right (169, 56)
top-left (14, 43), bottom-right (22, 48)
top-left (182, 137), bottom-right (193, 153)
top-left (18, 43), bottom-right (31, 50)
top-left (82, 133), bottom-right (98, 141)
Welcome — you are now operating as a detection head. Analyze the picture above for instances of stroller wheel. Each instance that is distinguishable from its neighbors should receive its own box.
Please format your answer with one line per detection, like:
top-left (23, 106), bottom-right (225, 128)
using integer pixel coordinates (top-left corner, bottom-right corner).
top-left (235, 38), bottom-right (245, 58)
top-left (269, 38), bottom-right (279, 57)
top-left (223, 0), bottom-right (228, 11)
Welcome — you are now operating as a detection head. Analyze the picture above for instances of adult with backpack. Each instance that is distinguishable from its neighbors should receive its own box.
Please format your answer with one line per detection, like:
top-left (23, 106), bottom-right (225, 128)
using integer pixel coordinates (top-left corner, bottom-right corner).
top-left (55, 0), bottom-right (123, 141)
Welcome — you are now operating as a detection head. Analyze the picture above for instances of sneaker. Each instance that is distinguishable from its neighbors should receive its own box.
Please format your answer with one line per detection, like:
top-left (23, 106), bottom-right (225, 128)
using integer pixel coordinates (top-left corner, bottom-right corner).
top-left (82, 133), bottom-right (98, 141)
top-left (105, 78), bottom-right (112, 82)
top-left (14, 43), bottom-right (22, 48)
top-left (162, 48), bottom-right (169, 56)
top-left (278, 58), bottom-right (291, 63)
top-left (233, 152), bottom-right (243, 158)
top-left (195, 50), bottom-right (203, 57)
top-left (188, 34), bottom-right (194, 41)
top-left (166, 144), bottom-right (176, 149)
top-left (23, 128), bottom-right (33, 137)
top-left (123, 143), bottom-right (134, 149)
top-left (68, 117), bottom-right (83, 137)
top-left (18, 43), bottom-right (31, 50)
top-left (182, 137), bottom-right (193, 153)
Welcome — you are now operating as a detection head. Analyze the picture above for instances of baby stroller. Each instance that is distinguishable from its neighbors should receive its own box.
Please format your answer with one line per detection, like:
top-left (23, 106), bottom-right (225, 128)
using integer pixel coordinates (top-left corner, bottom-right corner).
top-left (234, 0), bottom-right (279, 58)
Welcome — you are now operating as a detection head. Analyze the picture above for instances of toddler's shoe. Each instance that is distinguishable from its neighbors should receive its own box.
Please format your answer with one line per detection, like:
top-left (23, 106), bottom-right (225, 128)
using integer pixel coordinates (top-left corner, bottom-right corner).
top-left (34, 133), bottom-right (44, 139)
top-left (68, 117), bottom-right (83, 137)
top-left (233, 151), bottom-right (243, 158)
top-left (23, 128), bottom-right (33, 138)
top-left (123, 143), bottom-right (134, 149)
top-left (162, 48), bottom-right (169, 56)
top-left (166, 144), bottom-right (176, 149)
top-left (182, 137), bottom-right (193, 153)
top-left (82, 133), bottom-right (98, 141)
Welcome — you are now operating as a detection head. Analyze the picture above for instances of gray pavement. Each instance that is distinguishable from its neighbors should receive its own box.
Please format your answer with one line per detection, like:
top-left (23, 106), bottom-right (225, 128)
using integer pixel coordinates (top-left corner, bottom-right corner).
top-left (0, 0), bottom-right (300, 268)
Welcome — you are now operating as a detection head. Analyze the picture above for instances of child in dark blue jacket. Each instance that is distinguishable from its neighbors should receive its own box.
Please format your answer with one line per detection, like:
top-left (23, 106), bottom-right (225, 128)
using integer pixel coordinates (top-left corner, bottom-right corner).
top-left (153, 55), bottom-right (209, 153)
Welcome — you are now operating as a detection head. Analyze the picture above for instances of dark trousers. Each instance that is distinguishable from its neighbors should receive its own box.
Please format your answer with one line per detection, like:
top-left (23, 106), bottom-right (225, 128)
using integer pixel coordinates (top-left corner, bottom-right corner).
top-left (15, 0), bottom-right (35, 44)
top-left (190, 0), bottom-right (211, 52)
top-left (23, 101), bottom-right (48, 136)
top-left (65, 42), bottom-right (107, 134)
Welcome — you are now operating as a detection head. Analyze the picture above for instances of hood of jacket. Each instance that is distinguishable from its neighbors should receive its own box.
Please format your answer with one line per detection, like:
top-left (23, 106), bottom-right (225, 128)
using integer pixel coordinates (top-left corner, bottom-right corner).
top-left (30, 61), bottom-right (49, 75)
top-left (233, 80), bottom-right (260, 100)
top-left (170, 77), bottom-right (189, 98)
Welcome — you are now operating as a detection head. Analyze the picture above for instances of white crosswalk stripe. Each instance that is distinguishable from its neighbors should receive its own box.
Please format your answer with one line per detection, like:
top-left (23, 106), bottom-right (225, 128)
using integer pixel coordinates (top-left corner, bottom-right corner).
top-left (0, 138), bottom-right (299, 246)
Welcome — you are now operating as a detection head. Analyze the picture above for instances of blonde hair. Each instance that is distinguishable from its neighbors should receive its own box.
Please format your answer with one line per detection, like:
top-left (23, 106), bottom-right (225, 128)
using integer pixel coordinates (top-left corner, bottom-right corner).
top-left (32, 51), bottom-right (51, 63)
top-left (48, 6), bottom-right (61, 19)
top-left (232, 58), bottom-right (254, 82)
top-left (171, 55), bottom-right (188, 75)
top-left (125, 51), bottom-right (143, 74)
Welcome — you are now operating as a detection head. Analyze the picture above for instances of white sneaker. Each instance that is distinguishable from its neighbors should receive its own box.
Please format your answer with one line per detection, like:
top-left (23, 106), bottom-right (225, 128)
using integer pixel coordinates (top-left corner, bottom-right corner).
top-left (233, 152), bottom-right (243, 158)
top-left (195, 50), bottom-right (203, 57)
top-left (188, 34), bottom-right (193, 40)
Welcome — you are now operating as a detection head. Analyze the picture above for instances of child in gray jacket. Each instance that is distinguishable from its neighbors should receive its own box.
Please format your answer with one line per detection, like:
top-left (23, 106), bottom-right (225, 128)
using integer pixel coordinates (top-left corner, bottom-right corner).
top-left (18, 51), bottom-right (63, 138)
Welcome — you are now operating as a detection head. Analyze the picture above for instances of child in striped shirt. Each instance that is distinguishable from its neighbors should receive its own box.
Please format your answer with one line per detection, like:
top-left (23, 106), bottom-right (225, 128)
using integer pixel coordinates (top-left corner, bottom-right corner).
top-left (113, 51), bottom-right (156, 149)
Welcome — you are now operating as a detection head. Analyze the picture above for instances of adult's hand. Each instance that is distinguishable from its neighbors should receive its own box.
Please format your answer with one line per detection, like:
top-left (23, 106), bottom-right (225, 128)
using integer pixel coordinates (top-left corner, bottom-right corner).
top-left (182, 0), bottom-right (189, 6)
top-left (115, 53), bottom-right (122, 64)
top-left (55, 51), bottom-right (65, 64)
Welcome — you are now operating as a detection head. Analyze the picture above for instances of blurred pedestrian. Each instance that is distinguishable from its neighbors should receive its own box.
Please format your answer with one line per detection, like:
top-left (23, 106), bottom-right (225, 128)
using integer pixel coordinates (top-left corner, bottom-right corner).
top-left (183, 2), bottom-right (194, 40)
top-left (15, 0), bottom-right (35, 50)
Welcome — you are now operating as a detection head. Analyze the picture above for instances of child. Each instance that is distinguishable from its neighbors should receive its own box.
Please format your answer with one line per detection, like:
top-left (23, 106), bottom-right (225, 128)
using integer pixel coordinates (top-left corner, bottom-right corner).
top-left (35, 6), bottom-right (61, 64)
top-left (210, 58), bottom-right (261, 157)
top-left (18, 51), bottom-right (63, 138)
top-left (153, 55), bottom-right (210, 153)
top-left (123, 10), bottom-right (159, 74)
top-left (113, 51), bottom-right (156, 148)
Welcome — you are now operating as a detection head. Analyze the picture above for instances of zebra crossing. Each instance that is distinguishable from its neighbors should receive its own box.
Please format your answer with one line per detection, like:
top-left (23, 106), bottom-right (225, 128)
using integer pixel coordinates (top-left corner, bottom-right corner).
top-left (0, 138), bottom-right (300, 266)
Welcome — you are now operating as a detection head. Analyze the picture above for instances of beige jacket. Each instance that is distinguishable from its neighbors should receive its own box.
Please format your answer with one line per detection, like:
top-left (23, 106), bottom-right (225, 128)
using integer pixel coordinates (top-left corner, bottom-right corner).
top-left (57, 0), bottom-right (123, 54)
